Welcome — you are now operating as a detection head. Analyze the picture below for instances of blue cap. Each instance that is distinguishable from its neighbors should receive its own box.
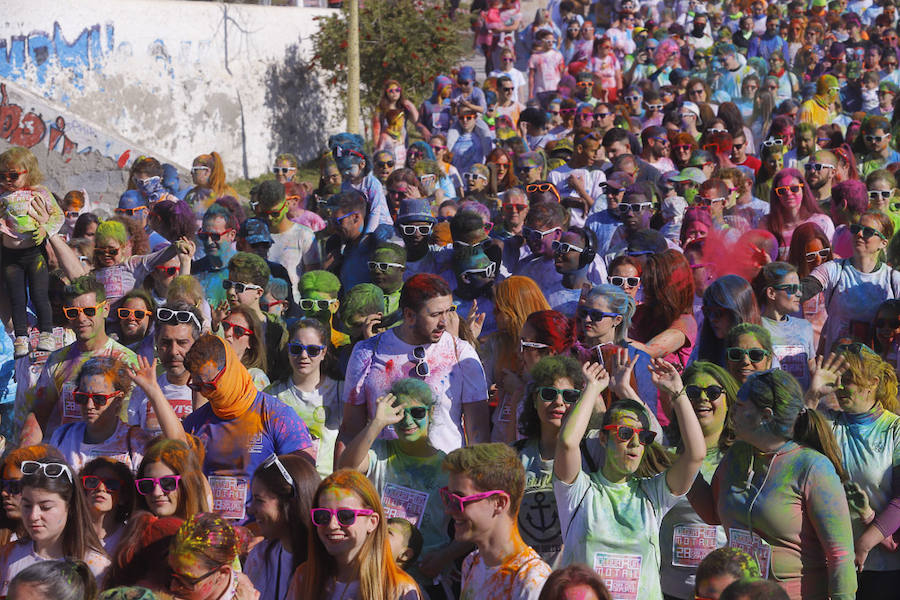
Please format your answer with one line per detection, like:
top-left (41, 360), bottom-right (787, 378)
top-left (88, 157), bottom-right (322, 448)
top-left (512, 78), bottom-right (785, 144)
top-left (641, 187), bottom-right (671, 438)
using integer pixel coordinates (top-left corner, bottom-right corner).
top-left (239, 217), bottom-right (274, 245)
top-left (118, 189), bottom-right (146, 210)
top-left (397, 198), bottom-right (436, 224)
top-left (458, 66), bottom-right (476, 83)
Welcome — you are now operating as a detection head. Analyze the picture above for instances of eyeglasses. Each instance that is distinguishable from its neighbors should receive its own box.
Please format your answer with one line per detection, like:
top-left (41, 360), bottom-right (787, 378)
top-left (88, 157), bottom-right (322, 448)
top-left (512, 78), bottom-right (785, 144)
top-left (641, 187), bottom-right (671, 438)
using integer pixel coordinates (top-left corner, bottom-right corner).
top-left (439, 487), bottom-right (508, 513)
top-left (774, 184), bottom-right (804, 197)
top-left (63, 303), bottom-right (105, 320)
top-left (197, 229), bottom-right (234, 242)
top-left (94, 246), bottom-right (119, 257)
top-left (0, 170), bottom-right (26, 182)
top-left (222, 320), bottom-right (254, 338)
top-left (537, 386), bottom-right (582, 404)
top-left (288, 342), bottom-right (325, 357)
top-left (697, 197), bottom-right (726, 207)
top-left (726, 347), bottom-right (770, 362)
top-left (171, 565), bottom-right (222, 591)
top-left (272, 167), bottom-right (295, 175)
top-left (82, 475), bottom-right (122, 492)
top-left (461, 263), bottom-right (497, 281)
top-left (73, 389), bottom-right (122, 407)
top-left (761, 138), bottom-right (784, 147)
top-left (368, 261), bottom-right (405, 272)
top-left (869, 190), bottom-right (893, 200)
top-left (865, 134), bottom-right (889, 143)
top-left (375, 160), bottom-right (395, 169)
top-left (520, 340), bottom-right (551, 352)
top-left (805, 248), bottom-right (830, 261)
top-left (0, 480), bottom-right (22, 495)
top-left (609, 276), bottom-right (640, 288)
top-left (503, 203), bottom-right (528, 212)
top-left (223, 280), bottom-right (264, 294)
top-left (399, 224), bottom-right (433, 236)
top-left (405, 345), bottom-right (428, 378)
top-left (604, 424), bottom-right (657, 445)
top-left (805, 163), bottom-right (835, 172)
top-left (523, 226), bottom-right (562, 242)
top-left (684, 384), bottom-right (724, 402)
top-left (311, 506), bottom-right (374, 527)
top-left (114, 205), bottom-right (147, 216)
top-left (117, 308), bottom-right (150, 320)
top-left (262, 453), bottom-right (295, 495)
top-left (154, 265), bottom-right (180, 276)
top-left (772, 283), bottom-right (801, 295)
top-left (618, 202), bottom-right (652, 214)
top-left (135, 475), bottom-right (181, 495)
top-left (577, 307), bottom-right (621, 322)
top-left (850, 223), bottom-right (888, 240)
top-left (187, 363), bottom-right (227, 392)
top-left (157, 308), bottom-right (202, 331)
top-left (21, 461), bottom-right (73, 483)
top-left (190, 166), bottom-right (210, 174)
top-left (551, 240), bottom-right (584, 254)
top-left (299, 298), bottom-right (337, 311)
top-left (835, 341), bottom-right (876, 355)
top-left (65, 211), bottom-right (80, 219)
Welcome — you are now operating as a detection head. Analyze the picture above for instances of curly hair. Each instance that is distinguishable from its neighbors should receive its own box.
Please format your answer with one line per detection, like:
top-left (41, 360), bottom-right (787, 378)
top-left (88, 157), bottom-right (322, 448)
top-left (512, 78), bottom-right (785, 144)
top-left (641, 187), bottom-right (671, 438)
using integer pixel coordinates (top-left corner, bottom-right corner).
top-left (519, 356), bottom-right (585, 439)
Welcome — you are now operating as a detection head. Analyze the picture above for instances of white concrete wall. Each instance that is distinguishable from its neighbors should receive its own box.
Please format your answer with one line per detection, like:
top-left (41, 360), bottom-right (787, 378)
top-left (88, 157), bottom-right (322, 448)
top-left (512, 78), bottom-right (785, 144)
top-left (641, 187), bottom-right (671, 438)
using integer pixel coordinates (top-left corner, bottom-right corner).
top-left (0, 0), bottom-right (338, 179)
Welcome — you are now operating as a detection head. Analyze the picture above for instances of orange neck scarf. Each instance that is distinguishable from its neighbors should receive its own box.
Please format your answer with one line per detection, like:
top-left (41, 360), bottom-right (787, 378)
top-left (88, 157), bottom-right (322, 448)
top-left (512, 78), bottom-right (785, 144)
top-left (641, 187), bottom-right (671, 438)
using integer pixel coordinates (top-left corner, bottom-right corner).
top-left (205, 337), bottom-right (257, 420)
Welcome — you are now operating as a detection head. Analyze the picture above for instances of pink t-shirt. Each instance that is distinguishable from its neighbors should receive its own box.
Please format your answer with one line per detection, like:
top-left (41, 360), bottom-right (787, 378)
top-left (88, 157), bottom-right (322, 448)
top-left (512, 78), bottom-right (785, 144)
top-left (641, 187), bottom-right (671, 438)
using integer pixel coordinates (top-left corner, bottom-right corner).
top-left (528, 50), bottom-right (564, 95)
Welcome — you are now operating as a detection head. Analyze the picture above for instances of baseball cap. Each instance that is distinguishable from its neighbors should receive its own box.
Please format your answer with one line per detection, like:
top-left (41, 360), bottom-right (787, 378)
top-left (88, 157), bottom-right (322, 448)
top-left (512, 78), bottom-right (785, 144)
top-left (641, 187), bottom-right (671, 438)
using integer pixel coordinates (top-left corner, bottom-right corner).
top-left (606, 171), bottom-right (635, 190)
top-left (458, 66), bottom-right (476, 83)
top-left (397, 198), bottom-right (436, 225)
top-left (670, 167), bottom-right (708, 184)
top-left (239, 218), bottom-right (274, 245)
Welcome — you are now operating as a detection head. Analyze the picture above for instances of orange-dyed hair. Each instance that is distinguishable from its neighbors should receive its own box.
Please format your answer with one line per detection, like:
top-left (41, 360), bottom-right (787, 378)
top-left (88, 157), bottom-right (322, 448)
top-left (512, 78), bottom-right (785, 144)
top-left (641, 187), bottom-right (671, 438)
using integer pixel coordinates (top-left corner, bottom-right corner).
top-left (194, 152), bottom-right (228, 198)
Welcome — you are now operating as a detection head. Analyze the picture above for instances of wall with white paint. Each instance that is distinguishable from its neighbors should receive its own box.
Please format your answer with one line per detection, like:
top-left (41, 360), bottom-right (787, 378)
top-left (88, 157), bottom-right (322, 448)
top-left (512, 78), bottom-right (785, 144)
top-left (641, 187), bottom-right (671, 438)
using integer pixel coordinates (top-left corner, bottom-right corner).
top-left (0, 0), bottom-right (337, 181)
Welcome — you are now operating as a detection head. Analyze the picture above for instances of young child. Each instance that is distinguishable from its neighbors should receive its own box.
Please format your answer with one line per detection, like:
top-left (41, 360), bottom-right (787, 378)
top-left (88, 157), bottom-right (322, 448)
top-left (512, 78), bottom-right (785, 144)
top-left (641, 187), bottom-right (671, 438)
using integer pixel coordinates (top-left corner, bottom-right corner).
top-left (387, 517), bottom-right (424, 569)
top-left (527, 30), bottom-right (565, 100)
top-left (0, 147), bottom-right (63, 357)
top-left (694, 547), bottom-right (762, 600)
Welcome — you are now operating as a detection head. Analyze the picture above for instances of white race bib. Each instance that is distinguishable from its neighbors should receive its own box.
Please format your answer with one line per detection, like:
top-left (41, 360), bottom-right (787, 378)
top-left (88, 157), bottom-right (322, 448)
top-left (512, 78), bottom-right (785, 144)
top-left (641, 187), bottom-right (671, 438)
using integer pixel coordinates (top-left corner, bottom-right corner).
top-left (209, 476), bottom-right (249, 520)
top-left (592, 552), bottom-right (641, 600)
top-left (672, 524), bottom-right (721, 567)
top-left (381, 483), bottom-right (429, 527)
top-left (729, 528), bottom-right (772, 578)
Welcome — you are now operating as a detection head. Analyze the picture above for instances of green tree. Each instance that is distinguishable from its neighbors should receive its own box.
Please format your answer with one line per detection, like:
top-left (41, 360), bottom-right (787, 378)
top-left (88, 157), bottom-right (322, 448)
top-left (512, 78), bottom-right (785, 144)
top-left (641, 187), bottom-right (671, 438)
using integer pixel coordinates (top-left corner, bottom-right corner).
top-left (311, 0), bottom-right (468, 131)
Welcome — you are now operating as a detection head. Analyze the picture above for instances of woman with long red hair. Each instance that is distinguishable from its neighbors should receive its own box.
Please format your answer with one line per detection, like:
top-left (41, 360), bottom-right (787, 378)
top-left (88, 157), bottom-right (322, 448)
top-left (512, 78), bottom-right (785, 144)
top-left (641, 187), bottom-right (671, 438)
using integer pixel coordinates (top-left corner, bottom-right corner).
top-left (486, 147), bottom-right (518, 195)
top-left (762, 167), bottom-right (834, 258)
top-left (373, 80), bottom-right (419, 167)
top-left (291, 469), bottom-right (421, 600)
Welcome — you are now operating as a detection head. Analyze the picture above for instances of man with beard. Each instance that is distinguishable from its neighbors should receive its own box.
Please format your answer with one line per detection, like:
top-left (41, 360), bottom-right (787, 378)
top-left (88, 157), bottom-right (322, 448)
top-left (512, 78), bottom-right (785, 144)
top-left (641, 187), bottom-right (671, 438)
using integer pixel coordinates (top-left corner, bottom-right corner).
top-left (339, 273), bottom-right (490, 456)
top-left (640, 126), bottom-right (675, 172)
top-left (804, 150), bottom-right (838, 211)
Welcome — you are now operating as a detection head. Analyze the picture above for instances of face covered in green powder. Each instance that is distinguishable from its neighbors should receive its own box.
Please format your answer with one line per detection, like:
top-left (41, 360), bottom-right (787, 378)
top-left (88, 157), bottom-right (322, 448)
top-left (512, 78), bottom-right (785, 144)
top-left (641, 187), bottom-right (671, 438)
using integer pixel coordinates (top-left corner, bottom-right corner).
top-left (453, 249), bottom-right (497, 292)
top-left (369, 247), bottom-right (406, 295)
top-left (394, 393), bottom-right (432, 443)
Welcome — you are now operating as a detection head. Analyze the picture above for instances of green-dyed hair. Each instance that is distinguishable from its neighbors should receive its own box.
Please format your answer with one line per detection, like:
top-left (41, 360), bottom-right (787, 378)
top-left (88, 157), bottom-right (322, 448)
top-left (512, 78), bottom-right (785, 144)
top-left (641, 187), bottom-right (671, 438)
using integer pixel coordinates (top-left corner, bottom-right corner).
top-left (867, 169), bottom-right (898, 189)
top-left (443, 443), bottom-right (525, 516)
top-left (740, 369), bottom-right (846, 480)
top-left (227, 252), bottom-right (271, 289)
top-left (519, 356), bottom-right (586, 438)
top-left (299, 270), bottom-right (341, 297)
top-left (682, 361), bottom-right (739, 452)
top-left (751, 261), bottom-right (797, 306)
top-left (340, 283), bottom-right (385, 324)
top-left (96, 220), bottom-right (129, 246)
top-left (695, 548), bottom-right (761, 592)
top-left (390, 378), bottom-right (435, 407)
top-left (373, 243), bottom-right (407, 265)
top-left (795, 122), bottom-right (816, 139)
top-left (725, 323), bottom-right (774, 355)
top-left (276, 153), bottom-right (299, 169)
top-left (63, 275), bottom-right (107, 304)
top-left (601, 399), bottom-right (672, 477)
top-left (413, 159), bottom-right (441, 177)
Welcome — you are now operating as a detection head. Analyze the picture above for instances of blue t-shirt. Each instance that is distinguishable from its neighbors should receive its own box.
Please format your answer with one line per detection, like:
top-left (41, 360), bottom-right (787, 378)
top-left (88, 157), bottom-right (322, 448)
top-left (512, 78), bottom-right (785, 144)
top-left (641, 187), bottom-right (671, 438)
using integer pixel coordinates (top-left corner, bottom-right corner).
top-left (182, 391), bottom-right (313, 492)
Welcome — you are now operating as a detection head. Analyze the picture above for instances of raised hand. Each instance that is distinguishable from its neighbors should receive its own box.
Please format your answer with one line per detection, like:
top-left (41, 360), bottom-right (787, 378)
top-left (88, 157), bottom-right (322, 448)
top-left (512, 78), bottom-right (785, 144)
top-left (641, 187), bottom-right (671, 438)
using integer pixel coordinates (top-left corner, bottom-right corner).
top-left (809, 353), bottom-right (848, 400)
top-left (466, 299), bottom-right (486, 339)
top-left (649, 357), bottom-right (683, 397)
top-left (582, 361), bottom-right (610, 392)
top-left (128, 355), bottom-right (159, 391)
top-left (372, 393), bottom-right (404, 428)
top-left (608, 347), bottom-right (638, 396)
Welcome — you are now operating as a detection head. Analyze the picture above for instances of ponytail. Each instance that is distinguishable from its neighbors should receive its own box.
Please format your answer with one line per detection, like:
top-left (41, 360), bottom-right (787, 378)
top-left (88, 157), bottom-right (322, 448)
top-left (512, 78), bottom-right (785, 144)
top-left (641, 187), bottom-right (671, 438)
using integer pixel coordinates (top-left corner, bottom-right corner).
top-left (209, 151), bottom-right (227, 197)
top-left (876, 360), bottom-right (899, 414)
top-left (792, 408), bottom-right (847, 481)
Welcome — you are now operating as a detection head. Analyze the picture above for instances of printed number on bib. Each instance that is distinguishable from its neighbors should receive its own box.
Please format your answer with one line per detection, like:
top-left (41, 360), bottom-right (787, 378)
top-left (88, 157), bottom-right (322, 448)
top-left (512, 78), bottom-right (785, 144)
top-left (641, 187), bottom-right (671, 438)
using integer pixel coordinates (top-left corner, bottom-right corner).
top-left (672, 524), bottom-right (721, 567)
top-left (381, 483), bottom-right (428, 527)
top-left (592, 552), bottom-right (641, 600)
top-left (209, 476), bottom-right (249, 520)
top-left (729, 528), bottom-right (772, 578)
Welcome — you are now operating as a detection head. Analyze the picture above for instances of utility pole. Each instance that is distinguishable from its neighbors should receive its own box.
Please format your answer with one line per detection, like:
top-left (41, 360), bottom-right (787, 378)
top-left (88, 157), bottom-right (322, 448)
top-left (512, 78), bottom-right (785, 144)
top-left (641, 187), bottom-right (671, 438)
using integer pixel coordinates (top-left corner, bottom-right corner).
top-left (347, 0), bottom-right (360, 134)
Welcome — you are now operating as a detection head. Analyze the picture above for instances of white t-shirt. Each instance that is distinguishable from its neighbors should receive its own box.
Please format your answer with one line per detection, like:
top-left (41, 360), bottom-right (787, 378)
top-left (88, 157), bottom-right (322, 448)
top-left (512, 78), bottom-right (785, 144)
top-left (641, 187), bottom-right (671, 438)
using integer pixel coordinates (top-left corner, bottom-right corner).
top-left (761, 315), bottom-right (815, 390)
top-left (489, 68), bottom-right (527, 100)
top-left (812, 258), bottom-right (900, 353)
top-left (343, 329), bottom-right (489, 454)
top-left (265, 377), bottom-right (342, 477)
top-left (0, 541), bottom-right (110, 595)
top-left (244, 540), bottom-right (294, 600)
top-left (127, 372), bottom-right (194, 433)
top-left (49, 420), bottom-right (150, 474)
top-left (554, 470), bottom-right (682, 600)
top-left (548, 165), bottom-right (608, 212)
top-left (269, 223), bottom-right (320, 303)
top-left (460, 546), bottom-right (551, 600)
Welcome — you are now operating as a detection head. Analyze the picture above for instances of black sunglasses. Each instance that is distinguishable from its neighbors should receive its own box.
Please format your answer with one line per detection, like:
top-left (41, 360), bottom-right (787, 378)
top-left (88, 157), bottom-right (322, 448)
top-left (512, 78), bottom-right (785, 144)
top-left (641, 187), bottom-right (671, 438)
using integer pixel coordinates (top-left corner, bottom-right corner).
top-left (685, 384), bottom-right (724, 402)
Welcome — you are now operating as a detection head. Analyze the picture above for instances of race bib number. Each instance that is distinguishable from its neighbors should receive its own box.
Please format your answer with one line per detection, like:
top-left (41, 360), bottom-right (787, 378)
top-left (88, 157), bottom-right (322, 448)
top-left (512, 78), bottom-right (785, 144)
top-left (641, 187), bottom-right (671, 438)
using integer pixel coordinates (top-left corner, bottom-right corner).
top-left (61, 381), bottom-right (81, 424)
top-left (496, 396), bottom-right (514, 423)
top-left (592, 552), bottom-right (641, 600)
top-left (209, 476), bottom-right (249, 520)
top-left (672, 524), bottom-right (721, 567)
top-left (729, 528), bottom-right (772, 578)
top-left (381, 483), bottom-right (428, 527)
top-left (95, 269), bottom-right (126, 299)
top-left (145, 397), bottom-right (193, 431)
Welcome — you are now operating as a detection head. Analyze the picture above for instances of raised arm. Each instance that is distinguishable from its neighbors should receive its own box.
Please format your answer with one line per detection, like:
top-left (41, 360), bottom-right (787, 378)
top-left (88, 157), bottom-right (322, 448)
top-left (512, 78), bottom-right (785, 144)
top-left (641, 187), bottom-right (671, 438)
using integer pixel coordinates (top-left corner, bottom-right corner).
top-left (46, 233), bottom-right (90, 279)
top-left (127, 355), bottom-right (188, 444)
top-left (648, 358), bottom-right (705, 495)
top-left (555, 362), bottom-right (608, 485)
top-left (337, 393), bottom-right (403, 473)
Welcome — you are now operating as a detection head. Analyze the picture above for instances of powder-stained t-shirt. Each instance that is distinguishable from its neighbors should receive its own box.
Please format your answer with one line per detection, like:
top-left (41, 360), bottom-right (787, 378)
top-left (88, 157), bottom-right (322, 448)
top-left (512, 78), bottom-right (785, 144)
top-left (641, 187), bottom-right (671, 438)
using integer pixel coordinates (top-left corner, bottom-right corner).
top-left (460, 545), bottom-right (551, 600)
top-left (93, 246), bottom-right (172, 304)
top-left (127, 372), bottom-right (194, 434)
top-left (0, 541), bottom-right (109, 595)
top-left (344, 330), bottom-right (488, 454)
top-left (269, 223), bottom-right (321, 303)
top-left (555, 469), bottom-right (681, 600)
top-left (183, 391), bottom-right (313, 509)
top-left (49, 420), bottom-right (151, 475)
top-left (244, 540), bottom-right (294, 600)
top-left (761, 315), bottom-right (815, 390)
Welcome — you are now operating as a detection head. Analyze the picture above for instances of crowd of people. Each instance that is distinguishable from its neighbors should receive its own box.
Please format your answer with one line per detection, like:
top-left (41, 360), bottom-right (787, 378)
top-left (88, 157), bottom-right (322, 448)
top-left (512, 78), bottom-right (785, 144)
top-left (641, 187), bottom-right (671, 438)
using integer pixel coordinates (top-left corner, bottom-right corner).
top-left (4, 0), bottom-right (900, 598)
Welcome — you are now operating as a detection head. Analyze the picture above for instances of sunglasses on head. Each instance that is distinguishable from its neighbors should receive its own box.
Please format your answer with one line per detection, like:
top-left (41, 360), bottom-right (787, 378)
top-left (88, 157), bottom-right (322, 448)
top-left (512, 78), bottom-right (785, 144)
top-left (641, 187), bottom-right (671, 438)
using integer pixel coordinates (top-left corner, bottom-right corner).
top-left (222, 320), bottom-right (253, 338)
top-left (115, 206), bottom-right (147, 216)
top-left (63, 303), bottom-right (105, 320)
top-left (73, 389), bottom-right (121, 407)
top-left (726, 347), bottom-right (770, 362)
top-left (836, 341), bottom-right (876, 355)
top-left (223, 280), bottom-right (263, 294)
top-left (537, 386), bottom-right (582, 404)
top-left (21, 461), bottom-right (72, 483)
top-left (288, 342), bottom-right (325, 357)
top-left (805, 248), bottom-right (830, 261)
top-left (117, 307), bottom-right (149, 320)
top-left (82, 475), bottom-right (122, 492)
top-left (850, 223), bottom-right (887, 240)
top-left (604, 424), bottom-right (656, 445)
top-left (197, 229), bottom-right (233, 242)
top-left (135, 475), bottom-right (181, 495)
top-left (684, 385), bottom-right (724, 402)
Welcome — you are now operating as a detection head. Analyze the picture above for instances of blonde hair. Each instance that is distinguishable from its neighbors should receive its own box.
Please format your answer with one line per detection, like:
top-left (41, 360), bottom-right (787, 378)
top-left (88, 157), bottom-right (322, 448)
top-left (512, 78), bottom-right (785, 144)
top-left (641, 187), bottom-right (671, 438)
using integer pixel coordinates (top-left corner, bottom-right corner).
top-left (841, 348), bottom-right (900, 414)
top-left (166, 275), bottom-right (205, 307)
top-left (0, 146), bottom-right (43, 186)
